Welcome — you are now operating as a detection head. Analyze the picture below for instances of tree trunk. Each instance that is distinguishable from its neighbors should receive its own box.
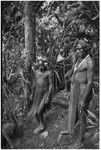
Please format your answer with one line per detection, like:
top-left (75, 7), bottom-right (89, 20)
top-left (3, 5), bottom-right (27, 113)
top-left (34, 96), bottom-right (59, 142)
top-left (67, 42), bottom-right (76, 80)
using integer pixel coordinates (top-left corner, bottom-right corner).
top-left (24, 1), bottom-right (36, 106)
top-left (24, 1), bottom-right (36, 70)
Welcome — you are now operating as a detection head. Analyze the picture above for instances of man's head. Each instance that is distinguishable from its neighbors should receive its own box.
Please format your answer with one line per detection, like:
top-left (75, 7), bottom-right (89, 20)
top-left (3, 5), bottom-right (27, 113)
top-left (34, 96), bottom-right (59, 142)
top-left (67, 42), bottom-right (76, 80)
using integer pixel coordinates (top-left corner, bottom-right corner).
top-left (76, 40), bottom-right (90, 58)
top-left (38, 59), bottom-right (49, 72)
top-left (38, 59), bottom-right (44, 71)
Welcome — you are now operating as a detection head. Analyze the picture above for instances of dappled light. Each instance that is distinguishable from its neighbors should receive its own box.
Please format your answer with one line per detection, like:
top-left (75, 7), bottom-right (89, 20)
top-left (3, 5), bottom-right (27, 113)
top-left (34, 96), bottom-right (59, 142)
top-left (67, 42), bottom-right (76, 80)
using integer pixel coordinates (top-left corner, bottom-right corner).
top-left (1, 1), bottom-right (99, 149)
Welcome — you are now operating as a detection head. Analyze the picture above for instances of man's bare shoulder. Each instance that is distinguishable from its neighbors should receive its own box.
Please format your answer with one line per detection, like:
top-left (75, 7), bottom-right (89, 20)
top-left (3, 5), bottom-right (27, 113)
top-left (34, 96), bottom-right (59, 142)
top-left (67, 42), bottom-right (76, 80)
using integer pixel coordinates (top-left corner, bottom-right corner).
top-left (87, 55), bottom-right (94, 69)
top-left (44, 70), bottom-right (52, 77)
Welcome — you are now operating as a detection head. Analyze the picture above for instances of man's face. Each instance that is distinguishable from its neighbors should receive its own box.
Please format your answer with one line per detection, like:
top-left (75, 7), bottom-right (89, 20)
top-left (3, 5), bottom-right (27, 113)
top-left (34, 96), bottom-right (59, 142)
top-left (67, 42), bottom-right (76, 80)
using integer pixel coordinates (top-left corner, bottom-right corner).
top-left (43, 61), bottom-right (49, 71)
top-left (76, 44), bottom-right (84, 58)
top-left (38, 60), bottom-right (49, 72)
top-left (39, 65), bottom-right (44, 71)
top-left (38, 60), bottom-right (44, 71)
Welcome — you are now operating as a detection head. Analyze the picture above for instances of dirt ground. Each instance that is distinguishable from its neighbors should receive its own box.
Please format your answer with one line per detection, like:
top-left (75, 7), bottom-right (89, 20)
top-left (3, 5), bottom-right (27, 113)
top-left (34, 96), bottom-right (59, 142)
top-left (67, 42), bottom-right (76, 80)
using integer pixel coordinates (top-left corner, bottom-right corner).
top-left (11, 91), bottom-right (98, 149)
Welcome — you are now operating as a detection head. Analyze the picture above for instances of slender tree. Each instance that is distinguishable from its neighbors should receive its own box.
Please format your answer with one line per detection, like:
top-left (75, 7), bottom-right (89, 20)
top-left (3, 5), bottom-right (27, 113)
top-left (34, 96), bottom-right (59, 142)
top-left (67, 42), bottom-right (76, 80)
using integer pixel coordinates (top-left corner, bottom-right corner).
top-left (24, 1), bottom-right (36, 68)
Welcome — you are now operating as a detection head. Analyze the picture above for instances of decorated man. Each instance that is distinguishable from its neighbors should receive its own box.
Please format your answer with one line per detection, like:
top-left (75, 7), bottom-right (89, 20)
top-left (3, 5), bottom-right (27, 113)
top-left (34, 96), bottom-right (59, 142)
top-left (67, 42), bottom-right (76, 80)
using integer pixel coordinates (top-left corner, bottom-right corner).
top-left (58, 39), bottom-right (94, 145)
top-left (28, 58), bottom-right (53, 134)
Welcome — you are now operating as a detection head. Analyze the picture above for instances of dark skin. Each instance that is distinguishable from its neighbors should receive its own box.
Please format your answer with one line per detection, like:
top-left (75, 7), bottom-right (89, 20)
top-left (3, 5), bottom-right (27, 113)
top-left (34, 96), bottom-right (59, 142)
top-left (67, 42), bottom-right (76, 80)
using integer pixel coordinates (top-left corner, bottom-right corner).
top-left (28, 60), bottom-right (53, 134)
top-left (75, 45), bottom-right (94, 144)
top-left (76, 46), bottom-right (94, 109)
top-left (58, 44), bottom-right (94, 144)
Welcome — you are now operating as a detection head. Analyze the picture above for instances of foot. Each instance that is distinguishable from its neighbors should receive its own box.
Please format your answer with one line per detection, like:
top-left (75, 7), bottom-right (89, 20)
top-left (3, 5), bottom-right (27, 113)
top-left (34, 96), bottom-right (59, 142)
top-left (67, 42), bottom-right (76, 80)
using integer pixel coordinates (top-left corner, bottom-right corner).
top-left (57, 130), bottom-right (73, 143)
top-left (34, 124), bottom-right (44, 134)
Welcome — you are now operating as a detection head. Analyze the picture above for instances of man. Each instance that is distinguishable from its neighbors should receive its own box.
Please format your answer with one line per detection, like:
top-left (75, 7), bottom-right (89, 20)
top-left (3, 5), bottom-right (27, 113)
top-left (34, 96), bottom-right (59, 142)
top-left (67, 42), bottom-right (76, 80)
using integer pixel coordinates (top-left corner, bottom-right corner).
top-left (28, 59), bottom-right (53, 134)
top-left (58, 40), bottom-right (94, 145)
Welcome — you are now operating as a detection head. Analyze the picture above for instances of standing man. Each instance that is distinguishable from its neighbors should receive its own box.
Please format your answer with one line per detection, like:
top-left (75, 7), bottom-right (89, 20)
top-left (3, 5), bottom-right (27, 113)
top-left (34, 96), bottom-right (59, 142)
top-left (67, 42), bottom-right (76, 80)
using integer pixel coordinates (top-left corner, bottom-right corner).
top-left (28, 59), bottom-right (53, 134)
top-left (58, 40), bottom-right (94, 145)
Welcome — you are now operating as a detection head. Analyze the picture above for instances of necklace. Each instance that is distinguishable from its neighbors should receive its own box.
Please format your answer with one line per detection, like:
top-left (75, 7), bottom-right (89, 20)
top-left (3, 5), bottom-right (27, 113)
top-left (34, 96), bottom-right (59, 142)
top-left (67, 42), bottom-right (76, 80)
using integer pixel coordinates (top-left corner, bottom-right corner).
top-left (74, 55), bottom-right (89, 72)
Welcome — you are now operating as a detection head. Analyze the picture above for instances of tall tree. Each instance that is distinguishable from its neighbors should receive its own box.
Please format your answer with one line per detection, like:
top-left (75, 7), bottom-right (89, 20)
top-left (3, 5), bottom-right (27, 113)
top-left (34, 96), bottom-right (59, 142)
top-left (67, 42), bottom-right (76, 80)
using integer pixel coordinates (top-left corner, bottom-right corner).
top-left (24, 1), bottom-right (44, 106)
top-left (24, 1), bottom-right (36, 69)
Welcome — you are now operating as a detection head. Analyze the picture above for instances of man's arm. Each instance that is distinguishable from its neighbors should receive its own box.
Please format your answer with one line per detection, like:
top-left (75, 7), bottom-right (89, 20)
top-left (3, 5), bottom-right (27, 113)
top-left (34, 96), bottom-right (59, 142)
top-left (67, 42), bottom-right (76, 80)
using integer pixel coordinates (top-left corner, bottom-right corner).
top-left (48, 71), bottom-right (53, 99)
top-left (64, 53), bottom-right (77, 80)
top-left (82, 58), bottom-right (94, 103)
top-left (64, 67), bottom-right (74, 79)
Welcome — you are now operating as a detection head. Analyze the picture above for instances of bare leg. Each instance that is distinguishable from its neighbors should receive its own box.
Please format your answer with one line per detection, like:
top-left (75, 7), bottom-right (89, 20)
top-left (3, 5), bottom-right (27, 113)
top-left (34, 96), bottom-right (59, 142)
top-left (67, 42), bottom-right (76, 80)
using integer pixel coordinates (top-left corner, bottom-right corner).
top-left (71, 108), bottom-right (86, 148)
top-left (34, 101), bottom-right (45, 134)
top-left (79, 109), bottom-right (86, 143)
top-left (58, 94), bottom-right (78, 142)
top-left (34, 112), bottom-right (45, 134)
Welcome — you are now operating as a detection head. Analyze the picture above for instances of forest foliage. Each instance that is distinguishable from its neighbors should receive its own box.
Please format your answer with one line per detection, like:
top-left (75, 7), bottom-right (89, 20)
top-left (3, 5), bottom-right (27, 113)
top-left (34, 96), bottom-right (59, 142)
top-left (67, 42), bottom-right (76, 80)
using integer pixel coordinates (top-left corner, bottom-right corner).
top-left (1, 1), bottom-right (99, 145)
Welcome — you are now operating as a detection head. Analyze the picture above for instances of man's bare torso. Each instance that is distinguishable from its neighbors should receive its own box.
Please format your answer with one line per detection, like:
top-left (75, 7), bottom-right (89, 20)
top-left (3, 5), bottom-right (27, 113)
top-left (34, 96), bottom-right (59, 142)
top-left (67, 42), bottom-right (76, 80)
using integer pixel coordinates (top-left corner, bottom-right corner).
top-left (36, 70), bottom-right (51, 89)
top-left (74, 55), bottom-right (93, 84)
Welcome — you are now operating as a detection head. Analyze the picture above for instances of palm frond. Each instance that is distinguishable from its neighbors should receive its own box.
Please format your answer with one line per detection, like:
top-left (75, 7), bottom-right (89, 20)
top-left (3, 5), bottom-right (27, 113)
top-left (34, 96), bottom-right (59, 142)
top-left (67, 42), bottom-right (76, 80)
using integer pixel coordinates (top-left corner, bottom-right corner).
top-left (92, 14), bottom-right (99, 20)
top-left (87, 118), bottom-right (96, 126)
top-left (93, 81), bottom-right (99, 90)
top-left (87, 110), bottom-right (98, 122)
top-left (92, 81), bottom-right (99, 96)
top-left (93, 1), bottom-right (99, 13)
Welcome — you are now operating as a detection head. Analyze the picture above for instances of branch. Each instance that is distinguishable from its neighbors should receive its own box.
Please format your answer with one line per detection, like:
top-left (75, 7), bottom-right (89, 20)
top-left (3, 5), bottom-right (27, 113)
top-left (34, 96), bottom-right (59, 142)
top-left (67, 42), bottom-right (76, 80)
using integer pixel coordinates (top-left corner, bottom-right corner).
top-left (53, 14), bottom-right (63, 26)
top-left (61, 1), bottom-right (69, 13)
top-left (93, 1), bottom-right (99, 13)
top-left (92, 14), bottom-right (99, 20)
top-left (35, 1), bottom-right (44, 12)
top-left (3, 35), bottom-right (14, 53)
top-left (69, 1), bottom-right (82, 9)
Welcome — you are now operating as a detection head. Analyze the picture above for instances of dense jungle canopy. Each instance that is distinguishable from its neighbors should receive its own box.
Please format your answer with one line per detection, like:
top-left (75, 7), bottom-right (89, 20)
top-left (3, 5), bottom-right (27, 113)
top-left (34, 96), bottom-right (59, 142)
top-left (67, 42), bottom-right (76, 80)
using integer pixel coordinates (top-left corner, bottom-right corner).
top-left (1, 1), bottom-right (99, 149)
